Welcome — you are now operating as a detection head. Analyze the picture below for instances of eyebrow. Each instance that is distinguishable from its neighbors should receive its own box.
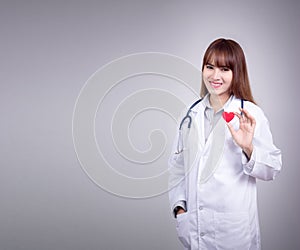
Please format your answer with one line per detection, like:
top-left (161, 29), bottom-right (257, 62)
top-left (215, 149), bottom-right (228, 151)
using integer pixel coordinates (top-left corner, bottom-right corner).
top-left (206, 63), bottom-right (229, 68)
top-left (206, 63), bottom-right (215, 66)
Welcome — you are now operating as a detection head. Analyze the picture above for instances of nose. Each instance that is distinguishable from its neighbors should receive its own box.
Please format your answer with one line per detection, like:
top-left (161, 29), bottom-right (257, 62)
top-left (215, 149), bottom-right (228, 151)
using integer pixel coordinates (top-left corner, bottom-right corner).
top-left (212, 68), bottom-right (220, 80)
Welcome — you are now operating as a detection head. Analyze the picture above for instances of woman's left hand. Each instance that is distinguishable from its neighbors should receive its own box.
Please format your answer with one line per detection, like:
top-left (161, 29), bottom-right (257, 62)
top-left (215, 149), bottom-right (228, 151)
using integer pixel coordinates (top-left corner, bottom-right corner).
top-left (227, 108), bottom-right (256, 159)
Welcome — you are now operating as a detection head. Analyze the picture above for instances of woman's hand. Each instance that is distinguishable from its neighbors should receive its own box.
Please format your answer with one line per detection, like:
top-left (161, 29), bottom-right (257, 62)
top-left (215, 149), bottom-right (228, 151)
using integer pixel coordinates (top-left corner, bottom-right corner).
top-left (176, 207), bottom-right (186, 216)
top-left (227, 108), bottom-right (256, 159)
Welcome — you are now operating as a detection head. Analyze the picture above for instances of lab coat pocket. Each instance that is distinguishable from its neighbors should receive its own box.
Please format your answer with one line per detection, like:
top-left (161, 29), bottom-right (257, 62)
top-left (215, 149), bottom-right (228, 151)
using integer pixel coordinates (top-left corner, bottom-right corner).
top-left (214, 212), bottom-right (251, 250)
top-left (176, 212), bottom-right (191, 249)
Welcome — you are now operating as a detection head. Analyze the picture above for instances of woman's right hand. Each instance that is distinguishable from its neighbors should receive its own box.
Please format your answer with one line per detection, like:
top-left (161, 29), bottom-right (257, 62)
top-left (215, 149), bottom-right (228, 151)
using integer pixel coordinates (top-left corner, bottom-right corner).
top-left (176, 207), bottom-right (186, 216)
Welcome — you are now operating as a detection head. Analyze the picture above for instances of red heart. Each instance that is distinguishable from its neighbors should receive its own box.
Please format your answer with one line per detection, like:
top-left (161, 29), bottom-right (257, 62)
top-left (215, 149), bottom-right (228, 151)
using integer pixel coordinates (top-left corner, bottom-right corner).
top-left (222, 112), bottom-right (235, 123)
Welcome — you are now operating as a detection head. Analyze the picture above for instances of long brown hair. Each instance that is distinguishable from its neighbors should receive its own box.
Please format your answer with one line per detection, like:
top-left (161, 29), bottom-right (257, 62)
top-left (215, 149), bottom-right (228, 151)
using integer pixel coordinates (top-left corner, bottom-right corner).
top-left (200, 38), bottom-right (256, 104)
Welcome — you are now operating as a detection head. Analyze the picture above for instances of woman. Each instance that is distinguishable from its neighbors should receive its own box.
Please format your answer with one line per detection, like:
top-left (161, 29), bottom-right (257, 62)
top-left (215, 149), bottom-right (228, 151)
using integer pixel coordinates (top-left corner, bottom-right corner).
top-left (168, 38), bottom-right (282, 250)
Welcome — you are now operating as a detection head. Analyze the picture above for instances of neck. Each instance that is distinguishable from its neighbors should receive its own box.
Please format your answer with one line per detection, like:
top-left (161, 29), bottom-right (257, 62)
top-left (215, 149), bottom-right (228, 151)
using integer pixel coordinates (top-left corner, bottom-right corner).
top-left (209, 94), bottom-right (230, 112)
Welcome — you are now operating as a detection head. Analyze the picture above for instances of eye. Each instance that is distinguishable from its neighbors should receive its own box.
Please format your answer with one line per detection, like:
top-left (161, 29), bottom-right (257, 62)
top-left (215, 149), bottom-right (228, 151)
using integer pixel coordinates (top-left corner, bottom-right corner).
top-left (221, 67), bottom-right (230, 72)
top-left (206, 65), bottom-right (214, 70)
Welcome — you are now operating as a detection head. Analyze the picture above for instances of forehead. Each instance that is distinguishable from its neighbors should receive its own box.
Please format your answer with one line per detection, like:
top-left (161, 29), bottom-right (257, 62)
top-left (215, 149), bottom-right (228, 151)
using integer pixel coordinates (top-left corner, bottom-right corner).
top-left (206, 52), bottom-right (228, 66)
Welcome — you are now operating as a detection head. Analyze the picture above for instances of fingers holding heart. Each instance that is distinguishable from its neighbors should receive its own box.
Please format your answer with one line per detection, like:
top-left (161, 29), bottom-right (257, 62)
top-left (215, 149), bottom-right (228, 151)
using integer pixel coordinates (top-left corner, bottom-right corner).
top-left (225, 108), bottom-right (256, 152)
top-left (223, 108), bottom-right (256, 130)
top-left (235, 108), bottom-right (256, 126)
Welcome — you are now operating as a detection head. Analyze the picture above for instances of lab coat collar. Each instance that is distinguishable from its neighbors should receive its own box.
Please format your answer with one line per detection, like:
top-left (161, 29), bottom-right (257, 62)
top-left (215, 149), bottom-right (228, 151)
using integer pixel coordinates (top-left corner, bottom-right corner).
top-left (190, 94), bottom-right (240, 113)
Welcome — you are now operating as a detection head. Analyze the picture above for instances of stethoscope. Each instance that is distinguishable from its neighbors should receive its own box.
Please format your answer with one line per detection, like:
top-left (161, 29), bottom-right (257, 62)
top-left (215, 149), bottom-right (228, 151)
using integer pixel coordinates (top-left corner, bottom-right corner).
top-left (176, 98), bottom-right (244, 154)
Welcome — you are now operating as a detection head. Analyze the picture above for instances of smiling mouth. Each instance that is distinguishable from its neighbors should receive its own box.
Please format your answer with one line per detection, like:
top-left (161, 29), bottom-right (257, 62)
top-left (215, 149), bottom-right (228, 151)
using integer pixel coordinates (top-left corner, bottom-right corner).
top-left (210, 81), bottom-right (222, 88)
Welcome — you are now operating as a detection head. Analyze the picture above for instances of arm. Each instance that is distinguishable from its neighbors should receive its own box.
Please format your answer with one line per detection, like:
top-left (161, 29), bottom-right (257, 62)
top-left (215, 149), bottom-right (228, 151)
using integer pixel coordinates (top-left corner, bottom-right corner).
top-left (227, 106), bottom-right (282, 181)
top-left (242, 114), bottom-right (282, 180)
top-left (168, 129), bottom-right (187, 217)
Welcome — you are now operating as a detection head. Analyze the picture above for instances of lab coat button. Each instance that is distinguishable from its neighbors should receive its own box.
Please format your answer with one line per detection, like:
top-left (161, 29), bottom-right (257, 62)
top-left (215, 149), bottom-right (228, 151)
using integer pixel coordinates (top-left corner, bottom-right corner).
top-left (200, 232), bottom-right (205, 237)
top-left (199, 206), bottom-right (203, 210)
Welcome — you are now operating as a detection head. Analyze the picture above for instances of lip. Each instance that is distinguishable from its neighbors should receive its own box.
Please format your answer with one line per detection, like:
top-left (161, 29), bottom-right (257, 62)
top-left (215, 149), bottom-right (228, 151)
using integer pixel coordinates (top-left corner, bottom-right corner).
top-left (210, 81), bottom-right (222, 89)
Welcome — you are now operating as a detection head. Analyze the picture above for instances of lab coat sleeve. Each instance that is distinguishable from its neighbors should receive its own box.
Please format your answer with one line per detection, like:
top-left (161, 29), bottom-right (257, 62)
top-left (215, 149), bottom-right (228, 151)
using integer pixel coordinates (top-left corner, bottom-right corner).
top-left (242, 107), bottom-right (282, 181)
top-left (168, 127), bottom-right (187, 215)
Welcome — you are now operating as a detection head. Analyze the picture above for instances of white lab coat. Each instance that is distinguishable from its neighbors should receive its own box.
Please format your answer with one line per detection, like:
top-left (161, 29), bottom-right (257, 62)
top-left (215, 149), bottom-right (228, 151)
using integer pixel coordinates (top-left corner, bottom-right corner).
top-left (168, 95), bottom-right (282, 250)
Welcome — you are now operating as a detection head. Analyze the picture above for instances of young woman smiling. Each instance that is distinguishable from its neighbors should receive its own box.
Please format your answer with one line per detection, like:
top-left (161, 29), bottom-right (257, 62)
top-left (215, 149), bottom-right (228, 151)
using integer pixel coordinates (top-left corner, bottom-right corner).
top-left (169, 38), bottom-right (282, 250)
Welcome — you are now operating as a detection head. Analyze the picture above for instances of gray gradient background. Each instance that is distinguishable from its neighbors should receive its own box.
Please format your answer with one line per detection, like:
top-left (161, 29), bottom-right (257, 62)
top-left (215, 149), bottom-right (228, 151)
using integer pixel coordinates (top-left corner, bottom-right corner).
top-left (1, 0), bottom-right (299, 249)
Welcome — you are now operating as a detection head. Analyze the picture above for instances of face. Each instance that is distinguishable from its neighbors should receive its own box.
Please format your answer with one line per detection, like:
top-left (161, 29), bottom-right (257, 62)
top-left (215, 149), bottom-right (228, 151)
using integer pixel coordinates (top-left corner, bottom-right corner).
top-left (202, 60), bottom-right (233, 100)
